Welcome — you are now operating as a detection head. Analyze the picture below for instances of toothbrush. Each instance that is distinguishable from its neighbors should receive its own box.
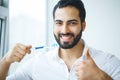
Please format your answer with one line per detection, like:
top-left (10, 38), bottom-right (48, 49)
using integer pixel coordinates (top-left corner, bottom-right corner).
top-left (31, 44), bottom-right (58, 51)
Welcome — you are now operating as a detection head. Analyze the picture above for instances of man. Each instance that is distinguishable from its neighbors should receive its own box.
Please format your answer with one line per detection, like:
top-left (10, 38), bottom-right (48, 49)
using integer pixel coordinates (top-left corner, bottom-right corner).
top-left (0, 0), bottom-right (120, 80)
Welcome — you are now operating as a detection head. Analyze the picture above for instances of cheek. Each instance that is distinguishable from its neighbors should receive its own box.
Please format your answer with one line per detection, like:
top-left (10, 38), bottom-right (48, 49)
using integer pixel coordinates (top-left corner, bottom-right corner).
top-left (53, 27), bottom-right (61, 34)
top-left (72, 28), bottom-right (81, 36)
top-left (53, 28), bottom-right (59, 37)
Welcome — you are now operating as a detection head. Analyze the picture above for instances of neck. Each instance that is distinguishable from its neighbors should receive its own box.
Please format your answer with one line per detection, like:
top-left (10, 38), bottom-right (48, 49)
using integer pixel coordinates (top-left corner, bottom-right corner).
top-left (59, 39), bottom-right (84, 70)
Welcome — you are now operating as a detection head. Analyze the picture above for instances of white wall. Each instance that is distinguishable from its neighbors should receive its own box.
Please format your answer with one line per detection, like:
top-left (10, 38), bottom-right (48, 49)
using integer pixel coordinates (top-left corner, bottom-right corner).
top-left (9, 0), bottom-right (46, 50)
top-left (9, 0), bottom-right (47, 74)
top-left (82, 0), bottom-right (120, 59)
top-left (47, 0), bottom-right (120, 59)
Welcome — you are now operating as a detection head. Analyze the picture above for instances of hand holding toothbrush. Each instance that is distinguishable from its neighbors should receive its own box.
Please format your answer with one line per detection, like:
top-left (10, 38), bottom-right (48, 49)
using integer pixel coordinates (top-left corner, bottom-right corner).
top-left (2, 43), bottom-right (32, 64)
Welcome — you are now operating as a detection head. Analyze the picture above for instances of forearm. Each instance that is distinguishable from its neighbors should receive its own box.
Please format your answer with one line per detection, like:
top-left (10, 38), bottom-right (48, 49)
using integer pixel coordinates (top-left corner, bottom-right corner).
top-left (0, 56), bottom-right (11, 80)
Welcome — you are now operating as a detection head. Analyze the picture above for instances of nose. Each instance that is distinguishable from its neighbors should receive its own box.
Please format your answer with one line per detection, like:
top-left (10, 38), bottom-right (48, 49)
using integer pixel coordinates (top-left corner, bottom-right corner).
top-left (61, 24), bottom-right (69, 34)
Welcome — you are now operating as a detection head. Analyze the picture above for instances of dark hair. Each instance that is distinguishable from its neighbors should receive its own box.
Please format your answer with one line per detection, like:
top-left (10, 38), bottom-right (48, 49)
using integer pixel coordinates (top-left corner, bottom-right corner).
top-left (53, 0), bottom-right (86, 23)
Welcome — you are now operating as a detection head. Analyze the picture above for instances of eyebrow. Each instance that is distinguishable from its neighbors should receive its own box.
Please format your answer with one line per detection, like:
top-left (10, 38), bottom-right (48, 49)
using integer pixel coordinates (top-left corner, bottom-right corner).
top-left (55, 20), bottom-right (62, 22)
top-left (67, 19), bottom-right (78, 23)
top-left (55, 19), bottom-right (78, 22)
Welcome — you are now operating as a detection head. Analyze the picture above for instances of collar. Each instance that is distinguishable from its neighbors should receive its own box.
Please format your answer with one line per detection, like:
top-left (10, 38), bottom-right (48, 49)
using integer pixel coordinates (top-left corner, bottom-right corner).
top-left (51, 39), bottom-right (89, 61)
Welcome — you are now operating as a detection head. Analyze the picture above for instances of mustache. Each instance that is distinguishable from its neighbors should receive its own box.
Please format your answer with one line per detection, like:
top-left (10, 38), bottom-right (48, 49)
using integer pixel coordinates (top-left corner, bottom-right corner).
top-left (58, 33), bottom-right (74, 37)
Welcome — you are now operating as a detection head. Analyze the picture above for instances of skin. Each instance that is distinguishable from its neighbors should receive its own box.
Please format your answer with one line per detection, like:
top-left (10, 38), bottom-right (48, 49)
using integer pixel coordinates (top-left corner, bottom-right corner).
top-left (54, 6), bottom-right (112, 80)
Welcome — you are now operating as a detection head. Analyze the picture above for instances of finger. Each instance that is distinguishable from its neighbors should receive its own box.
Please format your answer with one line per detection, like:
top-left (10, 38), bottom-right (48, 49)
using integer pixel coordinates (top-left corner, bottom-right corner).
top-left (85, 48), bottom-right (96, 63)
top-left (26, 45), bottom-right (32, 54)
top-left (75, 70), bottom-right (83, 80)
top-left (14, 51), bottom-right (25, 59)
top-left (85, 48), bottom-right (91, 60)
top-left (13, 55), bottom-right (22, 62)
top-left (15, 47), bottom-right (26, 56)
top-left (18, 44), bottom-right (32, 54)
top-left (75, 62), bottom-right (86, 72)
top-left (15, 43), bottom-right (27, 50)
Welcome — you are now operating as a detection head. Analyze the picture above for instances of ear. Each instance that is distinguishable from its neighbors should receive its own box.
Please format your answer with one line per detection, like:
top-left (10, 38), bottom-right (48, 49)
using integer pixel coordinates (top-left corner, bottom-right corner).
top-left (81, 21), bottom-right (86, 32)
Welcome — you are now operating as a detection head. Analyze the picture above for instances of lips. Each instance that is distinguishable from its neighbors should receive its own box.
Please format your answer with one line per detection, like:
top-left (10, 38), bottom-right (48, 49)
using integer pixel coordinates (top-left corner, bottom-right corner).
top-left (60, 35), bottom-right (73, 42)
top-left (58, 33), bottom-right (74, 43)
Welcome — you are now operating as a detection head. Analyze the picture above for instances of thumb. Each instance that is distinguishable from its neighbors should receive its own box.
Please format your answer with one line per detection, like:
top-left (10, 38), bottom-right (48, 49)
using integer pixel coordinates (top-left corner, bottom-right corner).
top-left (85, 48), bottom-right (91, 60)
top-left (26, 45), bottom-right (32, 54)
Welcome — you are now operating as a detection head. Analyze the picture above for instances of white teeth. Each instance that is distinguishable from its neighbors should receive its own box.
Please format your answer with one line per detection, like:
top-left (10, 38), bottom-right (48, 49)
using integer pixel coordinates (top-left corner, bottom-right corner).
top-left (62, 35), bottom-right (72, 37)
top-left (61, 36), bottom-right (72, 39)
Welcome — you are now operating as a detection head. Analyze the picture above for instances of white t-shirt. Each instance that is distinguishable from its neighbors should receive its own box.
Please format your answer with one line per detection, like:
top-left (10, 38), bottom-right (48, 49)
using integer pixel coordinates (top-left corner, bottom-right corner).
top-left (6, 42), bottom-right (120, 80)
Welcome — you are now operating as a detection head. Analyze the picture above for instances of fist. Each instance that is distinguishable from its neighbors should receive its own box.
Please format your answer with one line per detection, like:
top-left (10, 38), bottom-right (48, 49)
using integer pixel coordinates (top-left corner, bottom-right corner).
top-left (4, 43), bottom-right (32, 64)
top-left (75, 48), bottom-right (101, 80)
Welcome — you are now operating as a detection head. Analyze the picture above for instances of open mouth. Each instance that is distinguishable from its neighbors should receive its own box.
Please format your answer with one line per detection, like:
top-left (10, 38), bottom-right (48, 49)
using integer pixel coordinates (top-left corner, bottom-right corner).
top-left (59, 33), bottom-right (74, 43)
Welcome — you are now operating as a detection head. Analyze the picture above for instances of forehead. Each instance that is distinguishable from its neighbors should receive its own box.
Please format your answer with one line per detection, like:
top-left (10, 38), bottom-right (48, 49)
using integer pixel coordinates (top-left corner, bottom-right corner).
top-left (54, 6), bottom-right (80, 21)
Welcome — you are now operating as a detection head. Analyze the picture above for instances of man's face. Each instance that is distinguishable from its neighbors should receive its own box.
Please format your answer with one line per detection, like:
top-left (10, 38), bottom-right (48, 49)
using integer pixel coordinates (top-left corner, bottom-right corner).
top-left (53, 6), bottom-right (83, 49)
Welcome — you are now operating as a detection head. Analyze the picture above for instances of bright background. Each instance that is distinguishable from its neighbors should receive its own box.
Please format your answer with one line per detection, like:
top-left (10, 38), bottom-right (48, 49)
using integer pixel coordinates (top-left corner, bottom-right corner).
top-left (82, 0), bottom-right (120, 59)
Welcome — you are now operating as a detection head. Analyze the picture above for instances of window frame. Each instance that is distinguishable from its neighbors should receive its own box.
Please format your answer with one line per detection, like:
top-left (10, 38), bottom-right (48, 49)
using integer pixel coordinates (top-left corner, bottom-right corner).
top-left (0, 1), bottom-right (9, 59)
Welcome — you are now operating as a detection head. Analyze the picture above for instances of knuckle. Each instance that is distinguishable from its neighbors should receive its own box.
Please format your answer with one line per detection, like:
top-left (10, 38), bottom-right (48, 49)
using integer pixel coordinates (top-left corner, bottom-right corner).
top-left (22, 51), bottom-right (26, 55)
top-left (15, 56), bottom-right (22, 62)
top-left (13, 46), bottom-right (17, 50)
top-left (16, 58), bottom-right (21, 62)
top-left (13, 43), bottom-right (20, 49)
top-left (79, 61), bottom-right (86, 66)
top-left (15, 43), bottom-right (20, 47)
top-left (20, 54), bottom-right (25, 59)
top-left (22, 46), bottom-right (27, 51)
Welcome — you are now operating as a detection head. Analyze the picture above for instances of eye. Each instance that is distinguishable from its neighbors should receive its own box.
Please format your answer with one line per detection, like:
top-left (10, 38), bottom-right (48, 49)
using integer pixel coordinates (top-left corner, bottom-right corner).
top-left (55, 21), bottom-right (62, 26)
top-left (69, 21), bottom-right (77, 26)
top-left (56, 22), bottom-right (62, 24)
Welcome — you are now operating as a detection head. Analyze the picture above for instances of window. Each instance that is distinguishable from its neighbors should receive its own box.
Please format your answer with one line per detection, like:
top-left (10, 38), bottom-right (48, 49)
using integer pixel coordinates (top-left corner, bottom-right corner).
top-left (0, 0), bottom-right (9, 60)
top-left (0, 0), bottom-right (3, 6)
top-left (0, 16), bottom-right (6, 59)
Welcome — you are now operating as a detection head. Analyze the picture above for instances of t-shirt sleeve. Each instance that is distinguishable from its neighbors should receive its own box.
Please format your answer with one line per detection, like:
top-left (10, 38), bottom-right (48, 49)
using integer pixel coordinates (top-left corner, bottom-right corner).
top-left (6, 69), bottom-right (32, 80)
top-left (6, 57), bottom-right (34, 80)
top-left (109, 55), bottom-right (120, 80)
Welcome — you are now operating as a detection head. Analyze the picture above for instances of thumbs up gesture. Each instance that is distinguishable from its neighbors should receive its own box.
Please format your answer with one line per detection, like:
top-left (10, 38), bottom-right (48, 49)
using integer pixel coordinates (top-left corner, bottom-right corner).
top-left (75, 48), bottom-right (112, 80)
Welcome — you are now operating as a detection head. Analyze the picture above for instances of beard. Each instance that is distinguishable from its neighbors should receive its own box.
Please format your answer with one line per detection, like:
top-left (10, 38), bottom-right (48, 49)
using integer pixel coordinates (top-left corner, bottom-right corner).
top-left (54, 30), bottom-right (82, 49)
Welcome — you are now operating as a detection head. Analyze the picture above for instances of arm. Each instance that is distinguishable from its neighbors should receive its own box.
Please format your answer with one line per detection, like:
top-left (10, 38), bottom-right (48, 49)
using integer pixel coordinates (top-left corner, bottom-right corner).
top-left (98, 70), bottom-right (113, 80)
top-left (0, 43), bottom-right (31, 80)
top-left (0, 56), bottom-right (11, 80)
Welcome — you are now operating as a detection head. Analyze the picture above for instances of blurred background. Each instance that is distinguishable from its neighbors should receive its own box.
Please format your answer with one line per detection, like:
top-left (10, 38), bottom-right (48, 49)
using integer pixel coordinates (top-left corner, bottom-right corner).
top-left (0, 0), bottom-right (120, 74)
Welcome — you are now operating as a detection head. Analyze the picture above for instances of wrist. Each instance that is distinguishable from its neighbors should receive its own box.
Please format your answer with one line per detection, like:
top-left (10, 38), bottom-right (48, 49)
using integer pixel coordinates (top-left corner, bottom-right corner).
top-left (99, 70), bottom-right (112, 80)
top-left (1, 55), bottom-right (12, 65)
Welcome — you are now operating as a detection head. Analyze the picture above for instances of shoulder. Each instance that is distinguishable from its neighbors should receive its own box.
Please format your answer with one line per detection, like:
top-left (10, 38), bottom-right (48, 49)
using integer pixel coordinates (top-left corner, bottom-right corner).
top-left (89, 47), bottom-right (120, 65)
top-left (89, 47), bottom-right (120, 78)
top-left (90, 47), bottom-right (120, 61)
